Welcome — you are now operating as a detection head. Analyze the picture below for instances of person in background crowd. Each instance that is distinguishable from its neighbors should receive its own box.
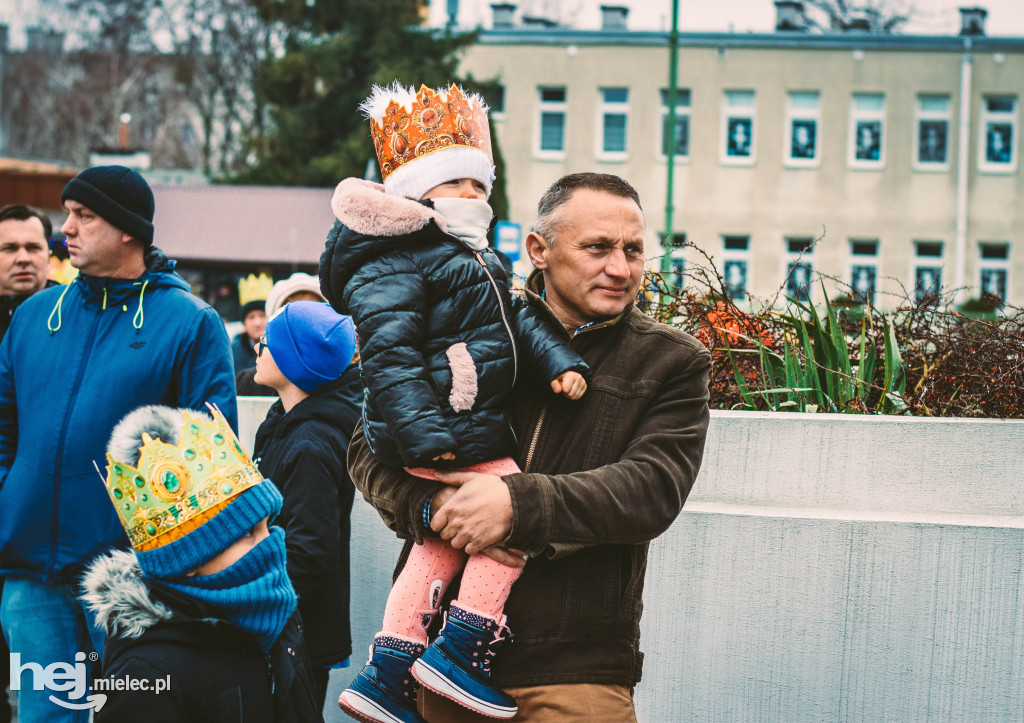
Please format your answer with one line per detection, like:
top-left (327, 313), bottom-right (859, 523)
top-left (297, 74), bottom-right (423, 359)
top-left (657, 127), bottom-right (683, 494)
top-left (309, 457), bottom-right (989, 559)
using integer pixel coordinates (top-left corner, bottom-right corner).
top-left (347, 172), bottom-right (712, 722)
top-left (232, 299), bottom-right (266, 373)
top-left (0, 203), bottom-right (56, 723)
top-left (235, 273), bottom-right (328, 396)
top-left (0, 165), bottom-right (237, 723)
top-left (252, 301), bottom-right (361, 710)
top-left (83, 405), bottom-right (321, 722)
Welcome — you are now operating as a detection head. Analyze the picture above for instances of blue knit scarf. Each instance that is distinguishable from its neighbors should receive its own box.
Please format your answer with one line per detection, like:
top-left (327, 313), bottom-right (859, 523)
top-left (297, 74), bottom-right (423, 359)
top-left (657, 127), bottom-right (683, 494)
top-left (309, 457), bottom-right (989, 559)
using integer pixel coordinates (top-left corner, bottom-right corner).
top-left (164, 526), bottom-right (297, 653)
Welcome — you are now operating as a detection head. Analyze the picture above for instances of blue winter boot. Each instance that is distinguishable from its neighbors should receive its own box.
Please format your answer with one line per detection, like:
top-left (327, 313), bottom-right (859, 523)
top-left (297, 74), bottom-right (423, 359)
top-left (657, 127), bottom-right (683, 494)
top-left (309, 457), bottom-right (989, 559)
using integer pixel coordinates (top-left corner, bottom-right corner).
top-left (411, 603), bottom-right (517, 719)
top-left (338, 636), bottom-right (427, 723)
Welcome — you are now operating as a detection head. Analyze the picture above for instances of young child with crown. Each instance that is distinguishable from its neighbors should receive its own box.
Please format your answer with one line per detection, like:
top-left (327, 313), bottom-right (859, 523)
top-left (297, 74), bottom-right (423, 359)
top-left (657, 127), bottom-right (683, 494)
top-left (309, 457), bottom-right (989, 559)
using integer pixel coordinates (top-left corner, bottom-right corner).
top-left (320, 82), bottom-right (591, 723)
top-left (81, 405), bottom-right (323, 722)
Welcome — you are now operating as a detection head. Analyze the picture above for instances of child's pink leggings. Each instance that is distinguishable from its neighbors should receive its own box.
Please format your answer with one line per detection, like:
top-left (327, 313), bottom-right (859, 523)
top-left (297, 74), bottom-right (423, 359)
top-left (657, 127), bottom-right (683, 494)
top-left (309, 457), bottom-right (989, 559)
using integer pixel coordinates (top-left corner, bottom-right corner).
top-left (382, 457), bottom-right (524, 645)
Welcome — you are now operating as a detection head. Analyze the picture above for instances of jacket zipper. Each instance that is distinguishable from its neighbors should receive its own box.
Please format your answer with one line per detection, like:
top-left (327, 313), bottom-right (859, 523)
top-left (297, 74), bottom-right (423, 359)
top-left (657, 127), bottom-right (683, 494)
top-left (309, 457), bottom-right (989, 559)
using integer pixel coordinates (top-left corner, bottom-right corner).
top-left (47, 294), bottom-right (103, 575)
top-left (523, 406), bottom-right (547, 473)
top-left (265, 654), bottom-right (275, 695)
top-left (471, 249), bottom-right (518, 388)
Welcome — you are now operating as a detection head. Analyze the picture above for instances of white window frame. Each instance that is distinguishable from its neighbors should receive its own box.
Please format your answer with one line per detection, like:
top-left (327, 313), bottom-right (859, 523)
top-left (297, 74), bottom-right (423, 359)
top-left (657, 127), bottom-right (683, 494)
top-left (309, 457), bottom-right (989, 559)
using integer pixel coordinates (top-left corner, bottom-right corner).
top-left (848, 239), bottom-right (880, 305)
top-left (783, 237), bottom-right (814, 302)
top-left (785, 91), bottom-right (821, 168)
top-left (912, 241), bottom-right (945, 302)
top-left (596, 87), bottom-right (629, 161)
top-left (979, 95), bottom-right (1017, 173)
top-left (535, 86), bottom-right (567, 159)
top-left (721, 235), bottom-right (751, 302)
top-left (849, 93), bottom-right (886, 169)
top-left (978, 242), bottom-right (1010, 304)
top-left (913, 94), bottom-right (951, 172)
top-left (659, 88), bottom-right (691, 162)
top-left (721, 90), bottom-right (756, 166)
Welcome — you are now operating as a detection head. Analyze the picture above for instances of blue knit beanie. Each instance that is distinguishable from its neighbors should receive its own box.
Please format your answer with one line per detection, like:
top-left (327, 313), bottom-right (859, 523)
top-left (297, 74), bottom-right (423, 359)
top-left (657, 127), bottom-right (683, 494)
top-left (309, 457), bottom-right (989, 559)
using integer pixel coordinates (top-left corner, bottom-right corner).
top-left (61, 165), bottom-right (155, 245)
top-left (265, 301), bottom-right (356, 393)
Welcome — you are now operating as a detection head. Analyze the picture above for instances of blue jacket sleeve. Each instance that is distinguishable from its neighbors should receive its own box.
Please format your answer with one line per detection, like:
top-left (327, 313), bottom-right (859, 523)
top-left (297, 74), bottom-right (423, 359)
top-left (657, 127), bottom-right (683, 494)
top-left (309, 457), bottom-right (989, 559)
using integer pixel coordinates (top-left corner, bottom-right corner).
top-left (175, 306), bottom-right (238, 432)
top-left (0, 331), bottom-right (16, 492)
top-left (509, 295), bottom-right (591, 386)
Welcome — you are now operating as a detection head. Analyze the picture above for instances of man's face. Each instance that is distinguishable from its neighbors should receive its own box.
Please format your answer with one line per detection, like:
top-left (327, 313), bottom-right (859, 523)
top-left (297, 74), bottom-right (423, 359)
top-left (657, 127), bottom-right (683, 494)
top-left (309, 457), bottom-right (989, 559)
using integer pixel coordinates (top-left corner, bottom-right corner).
top-left (527, 189), bottom-right (646, 333)
top-left (0, 217), bottom-right (49, 296)
top-left (243, 310), bottom-right (267, 342)
top-left (60, 200), bottom-right (129, 276)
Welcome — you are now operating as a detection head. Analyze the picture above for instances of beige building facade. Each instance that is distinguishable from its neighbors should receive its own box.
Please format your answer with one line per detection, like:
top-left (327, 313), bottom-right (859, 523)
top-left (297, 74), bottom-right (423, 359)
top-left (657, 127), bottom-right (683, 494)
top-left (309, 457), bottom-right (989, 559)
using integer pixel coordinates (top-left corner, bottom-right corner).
top-left (458, 9), bottom-right (1024, 309)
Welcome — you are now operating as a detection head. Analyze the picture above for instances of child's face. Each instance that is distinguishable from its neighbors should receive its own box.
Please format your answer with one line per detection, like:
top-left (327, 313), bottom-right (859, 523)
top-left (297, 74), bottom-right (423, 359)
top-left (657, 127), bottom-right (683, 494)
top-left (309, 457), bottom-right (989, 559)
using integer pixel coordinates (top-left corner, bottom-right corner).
top-left (421, 178), bottom-right (487, 201)
top-left (188, 517), bottom-right (270, 577)
top-left (253, 336), bottom-right (288, 390)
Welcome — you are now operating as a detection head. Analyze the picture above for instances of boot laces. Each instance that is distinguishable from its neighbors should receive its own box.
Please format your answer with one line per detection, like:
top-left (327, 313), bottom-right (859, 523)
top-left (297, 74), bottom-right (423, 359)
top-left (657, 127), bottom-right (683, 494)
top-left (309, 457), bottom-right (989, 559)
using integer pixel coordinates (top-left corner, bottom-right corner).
top-left (479, 620), bottom-right (512, 675)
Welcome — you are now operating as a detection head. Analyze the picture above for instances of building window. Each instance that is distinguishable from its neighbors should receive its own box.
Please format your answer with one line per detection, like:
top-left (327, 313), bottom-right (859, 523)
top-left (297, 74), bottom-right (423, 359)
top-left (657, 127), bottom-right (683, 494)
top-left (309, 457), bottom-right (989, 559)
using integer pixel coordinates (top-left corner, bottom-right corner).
top-left (722, 90), bottom-right (755, 164)
top-left (850, 93), bottom-right (885, 167)
top-left (597, 87), bottom-right (629, 159)
top-left (849, 239), bottom-right (879, 304)
top-left (914, 241), bottom-right (944, 302)
top-left (980, 95), bottom-right (1016, 171)
top-left (785, 237), bottom-right (814, 301)
top-left (660, 89), bottom-right (691, 159)
top-left (786, 91), bottom-right (820, 165)
top-left (915, 94), bottom-right (951, 169)
top-left (537, 86), bottom-right (567, 155)
top-left (485, 85), bottom-right (506, 117)
top-left (978, 242), bottom-right (1009, 304)
top-left (721, 235), bottom-right (751, 301)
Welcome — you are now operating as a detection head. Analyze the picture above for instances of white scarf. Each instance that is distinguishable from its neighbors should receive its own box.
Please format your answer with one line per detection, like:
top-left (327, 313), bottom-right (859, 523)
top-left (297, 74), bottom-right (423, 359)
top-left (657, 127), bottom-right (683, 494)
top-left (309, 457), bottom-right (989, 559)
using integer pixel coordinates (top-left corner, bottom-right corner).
top-left (431, 197), bottom-right (493, 251)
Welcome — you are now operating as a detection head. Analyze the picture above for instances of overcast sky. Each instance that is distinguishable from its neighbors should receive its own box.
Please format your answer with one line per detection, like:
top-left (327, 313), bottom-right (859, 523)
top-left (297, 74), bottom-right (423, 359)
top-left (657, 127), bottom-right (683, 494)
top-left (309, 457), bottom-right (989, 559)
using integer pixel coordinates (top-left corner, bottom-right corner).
top-left (427, 0), bottom-right (1024, 36)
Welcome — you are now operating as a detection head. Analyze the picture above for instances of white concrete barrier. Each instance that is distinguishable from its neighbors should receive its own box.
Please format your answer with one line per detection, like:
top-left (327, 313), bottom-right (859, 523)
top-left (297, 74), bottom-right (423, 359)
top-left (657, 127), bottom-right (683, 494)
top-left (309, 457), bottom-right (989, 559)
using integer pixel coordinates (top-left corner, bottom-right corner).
top-left (237, 401), bottom-right (1024, 722)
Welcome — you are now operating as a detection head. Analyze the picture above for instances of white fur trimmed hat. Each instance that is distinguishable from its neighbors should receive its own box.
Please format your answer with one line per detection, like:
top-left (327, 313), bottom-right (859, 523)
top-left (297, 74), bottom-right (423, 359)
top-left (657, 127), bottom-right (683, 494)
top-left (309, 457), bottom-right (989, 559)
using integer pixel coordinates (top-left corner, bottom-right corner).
top-left (361, 82), bottom-right (495, 201)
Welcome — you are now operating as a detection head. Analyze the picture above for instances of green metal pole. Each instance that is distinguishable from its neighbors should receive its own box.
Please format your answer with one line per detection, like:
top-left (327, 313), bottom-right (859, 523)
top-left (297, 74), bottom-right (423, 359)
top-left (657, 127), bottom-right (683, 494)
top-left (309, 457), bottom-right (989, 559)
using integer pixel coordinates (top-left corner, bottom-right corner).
top-left (662, 0), bottom-right (680, 277)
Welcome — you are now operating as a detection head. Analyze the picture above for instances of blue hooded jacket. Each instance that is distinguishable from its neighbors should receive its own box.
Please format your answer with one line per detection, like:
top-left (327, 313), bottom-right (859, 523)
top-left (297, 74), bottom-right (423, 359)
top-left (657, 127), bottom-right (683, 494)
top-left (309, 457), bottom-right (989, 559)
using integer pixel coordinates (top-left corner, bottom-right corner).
top-left (0, 249), bottom-right (237, 584)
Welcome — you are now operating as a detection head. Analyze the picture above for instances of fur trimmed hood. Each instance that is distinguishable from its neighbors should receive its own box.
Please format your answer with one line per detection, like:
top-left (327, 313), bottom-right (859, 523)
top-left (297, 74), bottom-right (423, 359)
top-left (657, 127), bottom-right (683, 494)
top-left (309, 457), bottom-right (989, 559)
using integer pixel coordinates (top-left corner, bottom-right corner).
top-left (82, 549), bottom-right (172, 639)
top-left (330, 178), bottom-right (446, 237)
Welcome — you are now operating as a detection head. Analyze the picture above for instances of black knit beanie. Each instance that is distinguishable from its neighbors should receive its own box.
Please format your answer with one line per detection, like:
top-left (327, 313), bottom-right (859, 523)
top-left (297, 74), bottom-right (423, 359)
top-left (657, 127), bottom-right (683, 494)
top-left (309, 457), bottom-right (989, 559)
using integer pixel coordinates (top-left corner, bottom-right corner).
top-left (61, 165), bottom-right (155, 245)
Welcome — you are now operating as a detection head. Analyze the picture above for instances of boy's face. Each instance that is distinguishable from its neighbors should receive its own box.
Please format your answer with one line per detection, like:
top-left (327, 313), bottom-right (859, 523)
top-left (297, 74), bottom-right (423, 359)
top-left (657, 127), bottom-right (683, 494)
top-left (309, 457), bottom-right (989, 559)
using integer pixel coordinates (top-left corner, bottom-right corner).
top-left (253, 336), bottom-right (288, 390)
top-left (188, 517), bottom-right (270, 577)
top-left (421, 178), bottom-right (487, 201)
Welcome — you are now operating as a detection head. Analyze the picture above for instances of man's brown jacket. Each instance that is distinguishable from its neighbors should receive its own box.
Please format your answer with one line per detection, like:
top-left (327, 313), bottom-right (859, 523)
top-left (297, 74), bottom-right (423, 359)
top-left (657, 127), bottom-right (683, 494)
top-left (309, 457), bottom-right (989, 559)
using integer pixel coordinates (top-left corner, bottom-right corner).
top-left (348, 273), bottom-right (712, 687)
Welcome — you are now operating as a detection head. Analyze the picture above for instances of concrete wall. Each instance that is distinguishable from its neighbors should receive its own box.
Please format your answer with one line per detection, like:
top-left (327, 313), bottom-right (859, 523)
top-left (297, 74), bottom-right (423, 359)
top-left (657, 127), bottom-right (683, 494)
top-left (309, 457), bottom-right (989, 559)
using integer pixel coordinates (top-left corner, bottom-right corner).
top-left (236, 399), bottom-right (1024, 721)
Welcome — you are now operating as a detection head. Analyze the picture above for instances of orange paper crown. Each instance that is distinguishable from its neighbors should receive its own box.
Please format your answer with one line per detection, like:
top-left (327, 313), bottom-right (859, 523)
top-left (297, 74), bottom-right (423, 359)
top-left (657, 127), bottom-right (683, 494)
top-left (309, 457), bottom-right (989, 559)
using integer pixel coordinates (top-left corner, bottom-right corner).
top-left (365, 83), bottom-right (492, 182)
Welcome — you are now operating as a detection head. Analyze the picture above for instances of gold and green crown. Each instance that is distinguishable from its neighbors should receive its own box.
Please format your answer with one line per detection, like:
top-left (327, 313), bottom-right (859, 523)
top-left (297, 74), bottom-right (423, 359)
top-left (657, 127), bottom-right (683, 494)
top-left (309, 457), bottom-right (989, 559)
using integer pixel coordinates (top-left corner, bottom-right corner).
top-left (238, 272), bottom-right (274, 306)
top-left (105, 408), bottom-right (263, 551)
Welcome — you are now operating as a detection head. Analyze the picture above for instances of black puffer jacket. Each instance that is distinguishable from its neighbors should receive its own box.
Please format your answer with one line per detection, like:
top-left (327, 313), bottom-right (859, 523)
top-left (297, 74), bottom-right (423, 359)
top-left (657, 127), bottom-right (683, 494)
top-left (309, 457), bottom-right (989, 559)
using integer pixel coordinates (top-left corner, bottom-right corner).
top-left (253, 366), bottom-right (360, 667)
top-left (319, 178), bottom-right (589, 468)
top-left (82, 550), bottom-right (323, 723)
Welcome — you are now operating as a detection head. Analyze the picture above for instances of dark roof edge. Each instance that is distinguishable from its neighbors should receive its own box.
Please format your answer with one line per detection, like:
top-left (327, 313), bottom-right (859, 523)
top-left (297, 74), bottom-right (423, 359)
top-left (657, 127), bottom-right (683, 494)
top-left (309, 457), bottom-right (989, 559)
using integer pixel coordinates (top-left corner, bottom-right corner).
top-left (470, 28), bottom-right (1024, 52)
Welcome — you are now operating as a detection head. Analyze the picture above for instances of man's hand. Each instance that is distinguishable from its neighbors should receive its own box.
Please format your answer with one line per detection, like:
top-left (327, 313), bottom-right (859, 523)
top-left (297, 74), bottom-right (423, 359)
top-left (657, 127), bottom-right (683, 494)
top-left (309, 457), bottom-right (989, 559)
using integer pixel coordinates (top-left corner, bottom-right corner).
top-left (430, 470), bottom-right (513, 555)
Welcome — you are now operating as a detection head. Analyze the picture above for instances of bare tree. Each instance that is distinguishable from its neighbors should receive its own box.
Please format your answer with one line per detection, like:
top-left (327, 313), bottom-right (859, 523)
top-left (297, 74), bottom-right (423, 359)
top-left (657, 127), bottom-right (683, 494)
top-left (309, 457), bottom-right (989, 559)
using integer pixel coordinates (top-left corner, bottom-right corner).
top-left (804, 0), bottom-right (915, 33)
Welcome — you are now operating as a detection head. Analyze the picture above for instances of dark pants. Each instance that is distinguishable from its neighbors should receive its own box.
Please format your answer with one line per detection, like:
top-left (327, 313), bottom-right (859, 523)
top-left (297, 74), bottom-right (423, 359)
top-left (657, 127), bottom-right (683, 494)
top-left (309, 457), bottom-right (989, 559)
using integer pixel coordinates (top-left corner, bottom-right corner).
top-left (312, 666), bottom-right (330, 713)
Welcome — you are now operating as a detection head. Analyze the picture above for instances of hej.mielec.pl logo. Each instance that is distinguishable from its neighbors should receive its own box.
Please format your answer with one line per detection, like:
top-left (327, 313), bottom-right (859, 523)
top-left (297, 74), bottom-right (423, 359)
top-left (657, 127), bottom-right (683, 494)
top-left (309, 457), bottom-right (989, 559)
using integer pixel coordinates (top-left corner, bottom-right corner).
top-left (10, 651), bottom-right (172, 710)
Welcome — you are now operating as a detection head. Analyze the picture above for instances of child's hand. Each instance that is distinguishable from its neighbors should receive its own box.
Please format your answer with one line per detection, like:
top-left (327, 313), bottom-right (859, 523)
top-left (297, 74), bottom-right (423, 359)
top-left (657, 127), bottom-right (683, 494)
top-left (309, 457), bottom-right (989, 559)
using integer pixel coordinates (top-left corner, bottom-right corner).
top-left (551, 371), bottom-right (587, 400)
top-left (433, 452), bottom-right (456, 462)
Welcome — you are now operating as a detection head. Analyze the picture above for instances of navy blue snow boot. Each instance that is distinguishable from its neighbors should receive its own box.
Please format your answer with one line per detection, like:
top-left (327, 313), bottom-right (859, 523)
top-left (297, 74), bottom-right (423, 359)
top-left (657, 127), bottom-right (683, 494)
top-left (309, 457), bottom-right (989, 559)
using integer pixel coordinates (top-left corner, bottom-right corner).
top-left (338, 636), bottom-right (427, 723)
top-left (411, 603), bottom-right (517, 719)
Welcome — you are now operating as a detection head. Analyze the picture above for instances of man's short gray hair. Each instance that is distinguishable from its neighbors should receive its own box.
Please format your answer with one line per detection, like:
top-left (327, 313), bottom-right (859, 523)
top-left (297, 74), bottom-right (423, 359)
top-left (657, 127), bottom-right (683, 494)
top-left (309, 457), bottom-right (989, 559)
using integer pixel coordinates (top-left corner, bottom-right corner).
top-left (533, 173), bottom-right (643, 246)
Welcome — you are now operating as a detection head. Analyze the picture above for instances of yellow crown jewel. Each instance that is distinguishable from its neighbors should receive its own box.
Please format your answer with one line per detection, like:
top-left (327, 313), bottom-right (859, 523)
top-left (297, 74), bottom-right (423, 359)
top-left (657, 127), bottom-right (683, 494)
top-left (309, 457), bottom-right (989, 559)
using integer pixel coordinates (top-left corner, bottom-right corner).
top-left (368, 83), bottom-right (492, 182)
top-left (238, 272), bottom-right (273, 306)
top-left (104, 408), bottom-right (263, 552)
